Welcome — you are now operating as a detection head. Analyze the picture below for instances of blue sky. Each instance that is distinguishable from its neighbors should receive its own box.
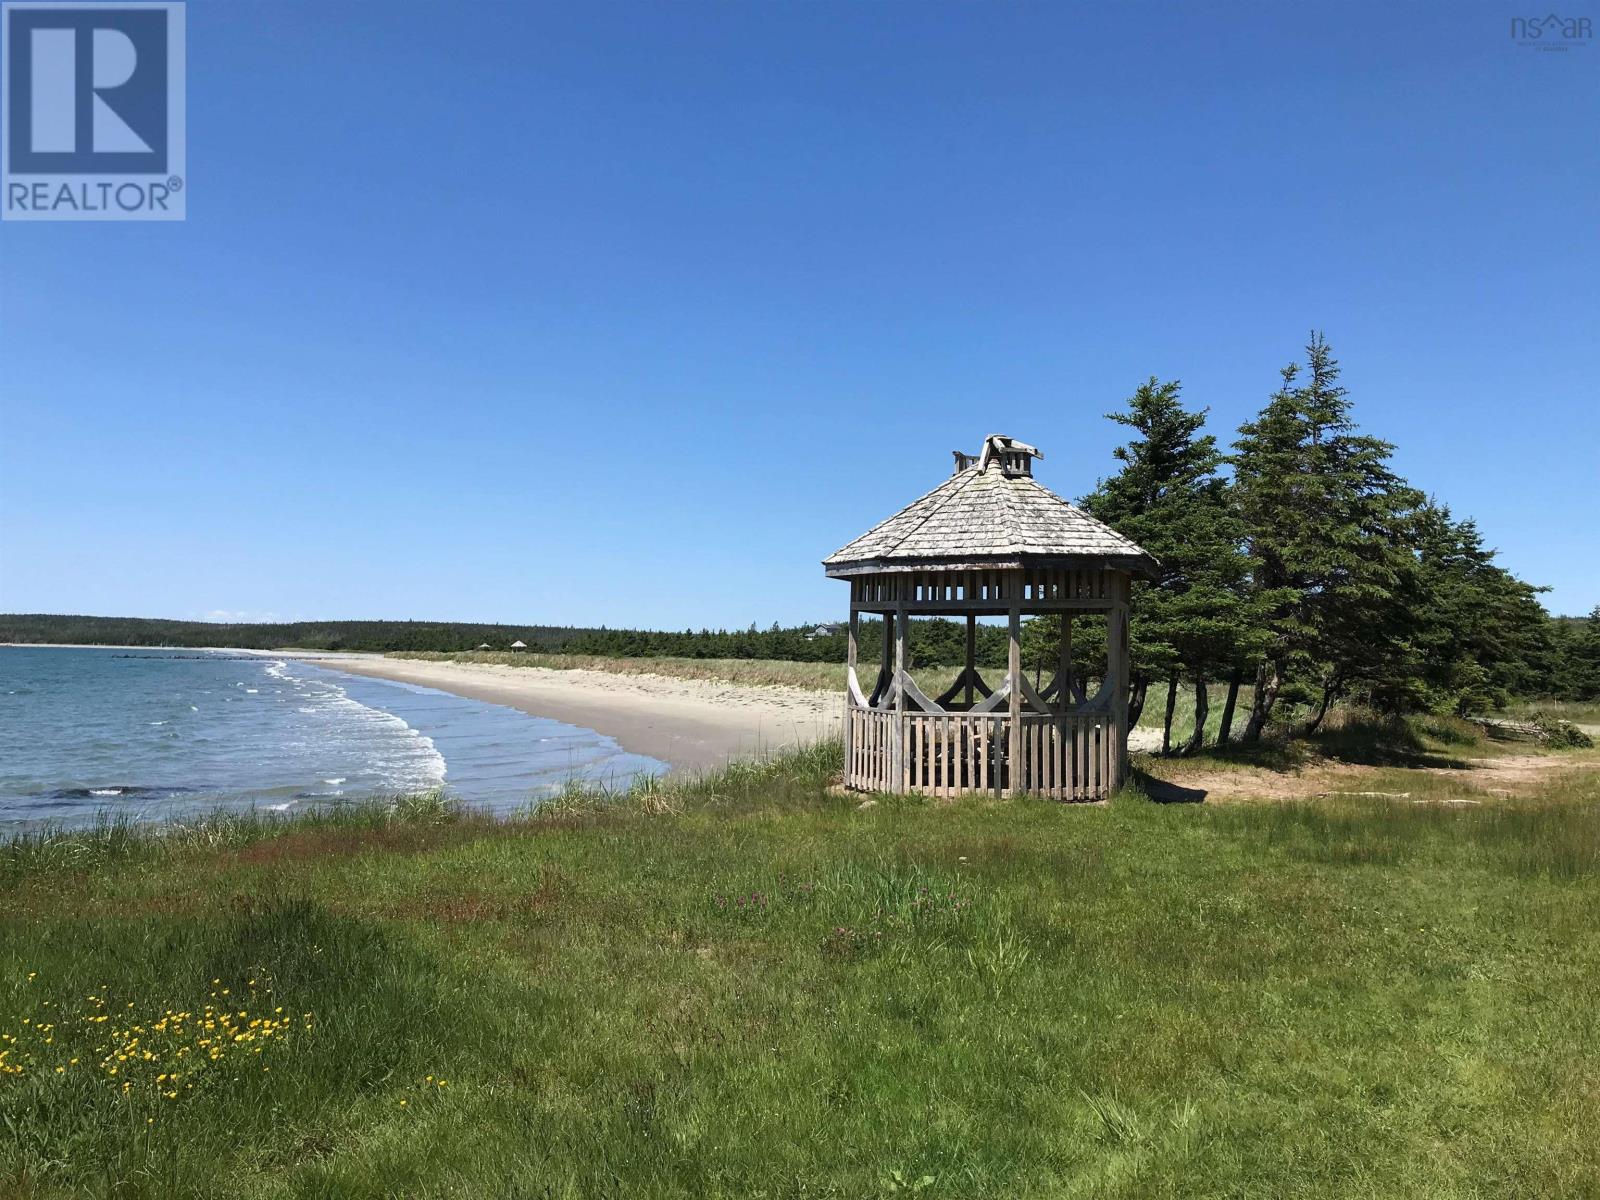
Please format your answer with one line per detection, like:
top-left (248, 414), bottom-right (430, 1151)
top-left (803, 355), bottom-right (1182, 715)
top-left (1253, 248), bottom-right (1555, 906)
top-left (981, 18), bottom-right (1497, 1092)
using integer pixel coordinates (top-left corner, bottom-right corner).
top-left (2, 1), bottom-right (1596, 629)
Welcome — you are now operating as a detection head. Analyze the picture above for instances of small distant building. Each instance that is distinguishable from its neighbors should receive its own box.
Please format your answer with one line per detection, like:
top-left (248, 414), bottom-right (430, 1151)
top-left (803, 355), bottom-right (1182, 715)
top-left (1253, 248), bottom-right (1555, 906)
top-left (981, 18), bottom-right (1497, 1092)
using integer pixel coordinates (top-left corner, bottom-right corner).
top-left (805, 624), bottom-right (843, 641)
top-left (509, 640), bottom-right (528, 652)
top-left (476, 643), bottom-right (492, 651)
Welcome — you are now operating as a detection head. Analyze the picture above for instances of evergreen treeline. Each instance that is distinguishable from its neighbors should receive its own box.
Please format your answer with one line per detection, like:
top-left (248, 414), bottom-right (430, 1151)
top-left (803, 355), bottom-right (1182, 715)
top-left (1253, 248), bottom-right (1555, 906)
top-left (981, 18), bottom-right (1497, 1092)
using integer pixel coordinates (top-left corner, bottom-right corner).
top-left (561, 620), bottom-right (1014, 668)
top-left (0, 615), bottom-right (586, 654)
top-left (562, 625), bottom-right (843, 662)
top-left (0, 613), bottom-right (1018, 668)
top-left (1057, 333), bottom-right (1599, 750)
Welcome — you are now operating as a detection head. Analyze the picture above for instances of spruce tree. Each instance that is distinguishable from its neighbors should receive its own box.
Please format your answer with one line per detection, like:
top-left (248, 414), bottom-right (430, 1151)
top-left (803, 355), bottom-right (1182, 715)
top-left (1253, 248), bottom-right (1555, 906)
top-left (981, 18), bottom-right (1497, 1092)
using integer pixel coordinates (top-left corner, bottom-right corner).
top-left (1081, 378), bottom-right (1264, 753)
top-left (1402, 503), bottom-right (1555, 715)
top-left (1231, 334), bottom-right (1422, 738)
top-left (1564, 608), bottom-right (1600, 701)
top-left (1227, 365), bottom-right (1304, 739)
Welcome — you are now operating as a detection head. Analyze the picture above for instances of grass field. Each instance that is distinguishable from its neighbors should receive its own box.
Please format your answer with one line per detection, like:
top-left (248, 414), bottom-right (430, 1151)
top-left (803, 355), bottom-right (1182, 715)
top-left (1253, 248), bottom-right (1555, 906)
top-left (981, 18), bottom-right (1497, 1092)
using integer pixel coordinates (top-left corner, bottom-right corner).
top-left (2, 734), bottom-right (1598, 1198)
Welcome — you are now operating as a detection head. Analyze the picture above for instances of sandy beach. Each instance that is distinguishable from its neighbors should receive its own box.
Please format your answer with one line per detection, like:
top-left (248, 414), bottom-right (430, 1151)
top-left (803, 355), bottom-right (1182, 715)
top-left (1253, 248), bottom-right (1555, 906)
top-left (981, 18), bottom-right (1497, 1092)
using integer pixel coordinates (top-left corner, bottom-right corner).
top-left (288, 653), bottom-right (841, 776)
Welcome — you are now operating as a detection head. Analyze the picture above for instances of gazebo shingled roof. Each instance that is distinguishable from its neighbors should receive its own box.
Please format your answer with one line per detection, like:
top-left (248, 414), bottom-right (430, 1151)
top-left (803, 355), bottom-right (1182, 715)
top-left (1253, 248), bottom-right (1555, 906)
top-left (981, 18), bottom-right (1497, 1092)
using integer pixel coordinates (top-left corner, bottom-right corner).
top-left (824, 438), bottom-right (1157, 578)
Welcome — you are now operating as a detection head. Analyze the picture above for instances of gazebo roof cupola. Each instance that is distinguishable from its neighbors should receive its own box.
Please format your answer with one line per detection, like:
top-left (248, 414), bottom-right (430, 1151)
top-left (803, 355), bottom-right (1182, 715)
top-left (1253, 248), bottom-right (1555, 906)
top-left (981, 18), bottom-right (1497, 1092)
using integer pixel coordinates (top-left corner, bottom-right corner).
top-left (823, 434), bottom-right (1158, 580)
top-left (951, 433), bottom-right (1041, 477)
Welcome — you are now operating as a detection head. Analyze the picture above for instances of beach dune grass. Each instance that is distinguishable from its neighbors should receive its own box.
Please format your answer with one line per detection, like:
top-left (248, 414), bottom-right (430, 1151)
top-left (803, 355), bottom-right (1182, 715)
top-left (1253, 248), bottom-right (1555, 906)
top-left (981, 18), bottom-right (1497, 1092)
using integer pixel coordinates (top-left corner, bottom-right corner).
top-left (1, 746), bottom-right (1598, 1197)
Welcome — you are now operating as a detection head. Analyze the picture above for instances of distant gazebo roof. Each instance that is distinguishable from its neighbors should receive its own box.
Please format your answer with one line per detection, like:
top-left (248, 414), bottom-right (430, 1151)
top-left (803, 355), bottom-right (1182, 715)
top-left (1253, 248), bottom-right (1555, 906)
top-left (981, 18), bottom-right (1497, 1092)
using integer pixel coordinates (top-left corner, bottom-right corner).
top-left (824, 434), bottom-right (1157, 578)
top-left (509, 640), bottom-right (527, 649)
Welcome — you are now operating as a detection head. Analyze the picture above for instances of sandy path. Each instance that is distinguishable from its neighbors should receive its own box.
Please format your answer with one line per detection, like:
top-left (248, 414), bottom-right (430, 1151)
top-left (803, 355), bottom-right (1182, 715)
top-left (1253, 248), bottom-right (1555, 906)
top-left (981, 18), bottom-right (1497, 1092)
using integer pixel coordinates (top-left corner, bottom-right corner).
top-left (1147, 752), bottom-right (1595, 804)
top-left (285, 653), bottom-right (840, 777)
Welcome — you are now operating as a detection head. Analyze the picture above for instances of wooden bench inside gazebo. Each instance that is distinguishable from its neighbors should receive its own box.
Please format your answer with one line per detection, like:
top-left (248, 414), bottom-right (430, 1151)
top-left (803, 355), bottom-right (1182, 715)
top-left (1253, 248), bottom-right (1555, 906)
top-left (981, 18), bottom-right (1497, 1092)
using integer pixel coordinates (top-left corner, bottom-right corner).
top-left (824, 434), bottom-right (1157, 800)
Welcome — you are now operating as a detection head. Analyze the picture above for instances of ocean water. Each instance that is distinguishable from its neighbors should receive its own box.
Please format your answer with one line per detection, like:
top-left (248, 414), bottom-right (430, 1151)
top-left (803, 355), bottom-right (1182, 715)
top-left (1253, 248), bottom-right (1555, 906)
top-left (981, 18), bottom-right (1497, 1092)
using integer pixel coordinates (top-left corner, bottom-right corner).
top-left (0, 646), bottom-right (665, 829)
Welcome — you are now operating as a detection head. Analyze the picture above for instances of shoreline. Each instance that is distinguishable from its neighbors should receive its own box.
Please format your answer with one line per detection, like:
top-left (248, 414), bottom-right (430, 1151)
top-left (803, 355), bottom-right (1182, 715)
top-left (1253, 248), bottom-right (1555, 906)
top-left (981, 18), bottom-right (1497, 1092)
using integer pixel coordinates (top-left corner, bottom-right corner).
top-left (288, 653), bottom-right (840, 777)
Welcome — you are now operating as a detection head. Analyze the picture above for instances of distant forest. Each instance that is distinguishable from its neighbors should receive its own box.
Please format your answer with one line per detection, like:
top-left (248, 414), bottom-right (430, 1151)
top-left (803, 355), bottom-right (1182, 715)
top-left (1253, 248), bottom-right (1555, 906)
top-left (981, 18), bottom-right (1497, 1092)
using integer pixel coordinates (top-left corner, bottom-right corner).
top-left (0, 612), bottom-right (1017, 670)
top-left (0, 615), bottom-right (585, 655)
top-left (0, 612), bottom-right (865, 661)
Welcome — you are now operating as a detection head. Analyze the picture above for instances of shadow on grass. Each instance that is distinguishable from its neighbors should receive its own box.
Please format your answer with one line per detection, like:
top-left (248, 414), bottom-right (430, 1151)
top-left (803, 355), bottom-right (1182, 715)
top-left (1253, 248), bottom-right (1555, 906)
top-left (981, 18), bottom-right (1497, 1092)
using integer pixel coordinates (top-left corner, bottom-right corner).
top-left (1131, 770), bottom-right (1208, 805)
top-left (1167, 714), bottom-right (1478, 774)
top-left (1304, 717), bottom-right (1477, 770)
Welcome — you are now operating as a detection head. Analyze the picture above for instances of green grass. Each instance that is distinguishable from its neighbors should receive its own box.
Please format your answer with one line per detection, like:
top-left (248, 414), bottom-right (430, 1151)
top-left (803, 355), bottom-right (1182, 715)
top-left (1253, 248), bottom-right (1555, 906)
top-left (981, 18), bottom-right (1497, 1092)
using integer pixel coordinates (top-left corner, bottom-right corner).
top-left (1503, 698), bottom-right (1600, 728)
top-left (1134, 686), bottom-right (1594, 764)
top-left (1132, 679), bottom-right (1221, 737)
top-left (1133, 682), bottom-right (1373, 746)
top-left (3, 747), bottom-right (1599, 1197)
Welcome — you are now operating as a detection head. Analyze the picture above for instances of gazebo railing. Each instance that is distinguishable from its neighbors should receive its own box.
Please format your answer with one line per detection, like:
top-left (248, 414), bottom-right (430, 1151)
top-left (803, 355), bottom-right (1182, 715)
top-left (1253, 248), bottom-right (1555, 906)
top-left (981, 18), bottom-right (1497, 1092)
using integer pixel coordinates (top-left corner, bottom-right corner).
top-left (845, 703), bottom-right (1118, 800)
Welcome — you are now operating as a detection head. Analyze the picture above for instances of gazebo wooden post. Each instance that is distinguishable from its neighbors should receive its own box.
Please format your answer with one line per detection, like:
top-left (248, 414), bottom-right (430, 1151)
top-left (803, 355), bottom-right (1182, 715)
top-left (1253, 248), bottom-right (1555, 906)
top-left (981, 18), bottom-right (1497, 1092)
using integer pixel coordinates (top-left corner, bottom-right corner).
top-left (963, 614), bottom-right (976, 707)
top-left (878, 608), bottom-right (893, 699)
top-left (1007, 596), bottom-right (1022, 797)
top-left (1109, 600), bottom-right (1130, 790)
top-left (1058, 615), bottom-right (1073, 708)
top-left (845, 610), bottom-right (859, 781)
top-left (892, 597), bottom-right (908, 792)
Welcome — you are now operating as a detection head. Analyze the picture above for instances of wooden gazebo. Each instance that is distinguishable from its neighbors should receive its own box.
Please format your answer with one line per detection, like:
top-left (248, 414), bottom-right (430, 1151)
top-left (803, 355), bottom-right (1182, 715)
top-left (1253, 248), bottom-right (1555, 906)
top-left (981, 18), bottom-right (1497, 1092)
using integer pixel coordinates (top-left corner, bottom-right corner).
top-left (824, 434), bottom-right (1157, 800)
